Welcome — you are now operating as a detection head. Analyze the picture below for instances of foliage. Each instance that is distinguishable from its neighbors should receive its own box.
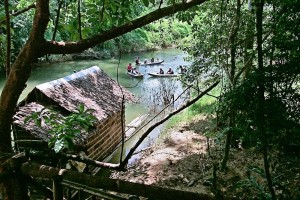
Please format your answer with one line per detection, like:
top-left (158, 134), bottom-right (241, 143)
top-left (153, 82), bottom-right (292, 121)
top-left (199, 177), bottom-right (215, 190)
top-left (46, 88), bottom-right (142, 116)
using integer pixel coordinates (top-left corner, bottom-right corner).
top-left (0, 0), bottom-right (209, 199)
top-left (188, 86), bottom-right (220, 115)
top-left (234, 165), bottom-right (273, 199)
top-left (26, 104), bottom-right (97, 153)
top-left (178, 0), bottom-right (300, 152)
top-left (0, 34), bottom-right (5, 72)
top-left (0, 0), bottom-right (193, 68)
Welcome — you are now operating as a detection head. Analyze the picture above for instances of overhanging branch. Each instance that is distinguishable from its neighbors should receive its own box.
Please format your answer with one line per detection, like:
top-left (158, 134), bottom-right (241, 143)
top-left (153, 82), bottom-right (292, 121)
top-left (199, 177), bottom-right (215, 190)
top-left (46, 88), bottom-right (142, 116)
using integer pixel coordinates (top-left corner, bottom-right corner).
top-left (0, 3), bottom-right (36, 24)
top-left (42, 0), bottom-right (206, 56)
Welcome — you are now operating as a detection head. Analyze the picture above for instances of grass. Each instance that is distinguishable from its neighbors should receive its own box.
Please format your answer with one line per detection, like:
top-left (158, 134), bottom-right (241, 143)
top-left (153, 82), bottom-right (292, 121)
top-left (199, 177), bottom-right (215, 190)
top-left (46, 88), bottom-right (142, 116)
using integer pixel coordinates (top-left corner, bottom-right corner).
top-left (166, 86), bottom-right (220, 130)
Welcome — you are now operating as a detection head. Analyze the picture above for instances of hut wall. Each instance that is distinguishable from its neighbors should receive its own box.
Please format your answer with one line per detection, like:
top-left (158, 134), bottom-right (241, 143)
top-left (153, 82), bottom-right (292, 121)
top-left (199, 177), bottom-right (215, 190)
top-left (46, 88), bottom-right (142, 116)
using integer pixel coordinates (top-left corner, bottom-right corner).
top-left (12, 126), bottom-right (49, 150)
top-left (86, 111), bottom-right (123, 161)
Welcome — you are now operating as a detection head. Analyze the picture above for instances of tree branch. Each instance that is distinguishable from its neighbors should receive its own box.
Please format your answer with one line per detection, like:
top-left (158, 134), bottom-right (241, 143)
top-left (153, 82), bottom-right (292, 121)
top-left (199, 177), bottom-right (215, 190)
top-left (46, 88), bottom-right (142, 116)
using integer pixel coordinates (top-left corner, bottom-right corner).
top-left (27, 151), bottom-right (120, 169)
top-left (42, 0), bottom-right (206, 56)
top-left (0, 3), bottom-right (36, 24)
top-left (11, 3), bottom-right (36, 17)
top-left (60, 153), bottom-right (120, 169)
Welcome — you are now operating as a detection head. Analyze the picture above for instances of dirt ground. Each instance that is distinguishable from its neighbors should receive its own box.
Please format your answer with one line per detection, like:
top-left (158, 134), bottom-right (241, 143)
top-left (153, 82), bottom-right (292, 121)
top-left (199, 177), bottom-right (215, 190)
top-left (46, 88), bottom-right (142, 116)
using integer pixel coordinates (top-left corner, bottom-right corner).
top-left (111, 117), bottom-right (300, 199)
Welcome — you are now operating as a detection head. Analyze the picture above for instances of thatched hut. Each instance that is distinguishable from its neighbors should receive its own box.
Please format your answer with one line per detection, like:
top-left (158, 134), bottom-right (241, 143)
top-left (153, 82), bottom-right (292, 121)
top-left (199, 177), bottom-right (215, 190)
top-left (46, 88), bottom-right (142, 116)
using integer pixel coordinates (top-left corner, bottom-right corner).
top-left (13, 66), bottom-right (134, 161)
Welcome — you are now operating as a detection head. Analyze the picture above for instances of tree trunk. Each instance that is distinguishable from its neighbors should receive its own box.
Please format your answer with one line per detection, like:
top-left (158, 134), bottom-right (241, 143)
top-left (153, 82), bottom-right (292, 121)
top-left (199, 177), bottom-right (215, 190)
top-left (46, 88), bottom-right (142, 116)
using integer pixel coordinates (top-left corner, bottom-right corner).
top-left (255, 0), bottom-right (276, 199)
top-left (77, 0), bottom-right (82, 40)
top-left (243, 3), bottom-right (255, 78)
top-left (221, 0), bottom-right (241, 171)
top-left (0, 1), bottom-right (50, 199)
top-left (4, 0), bottom-right (11, 77)
top-left (0, 158), bottom-right (14, 200)
top-left (52, 0), bottom-right (63, 41)
top-left (0, 0), bottom-right (49, 152)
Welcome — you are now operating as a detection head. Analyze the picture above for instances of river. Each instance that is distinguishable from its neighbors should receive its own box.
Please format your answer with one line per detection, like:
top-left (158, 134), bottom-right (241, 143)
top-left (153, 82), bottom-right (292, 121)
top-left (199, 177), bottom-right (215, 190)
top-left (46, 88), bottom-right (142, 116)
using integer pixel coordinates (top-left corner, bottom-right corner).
top-left (0, 48), bottom-right (191, 165)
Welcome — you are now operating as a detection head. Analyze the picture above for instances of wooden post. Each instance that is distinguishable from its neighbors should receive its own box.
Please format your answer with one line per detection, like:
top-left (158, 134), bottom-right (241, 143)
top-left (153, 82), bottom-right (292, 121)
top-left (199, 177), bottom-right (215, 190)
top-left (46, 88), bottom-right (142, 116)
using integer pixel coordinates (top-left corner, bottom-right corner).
top-left (78, 189), bottom-right (83, 200)
top-left (53, 175), bottom-right (63, 200)
top-left (11, 153), bottom-right (30, 200)
top-left (67, 188), bottom-right (71, 199)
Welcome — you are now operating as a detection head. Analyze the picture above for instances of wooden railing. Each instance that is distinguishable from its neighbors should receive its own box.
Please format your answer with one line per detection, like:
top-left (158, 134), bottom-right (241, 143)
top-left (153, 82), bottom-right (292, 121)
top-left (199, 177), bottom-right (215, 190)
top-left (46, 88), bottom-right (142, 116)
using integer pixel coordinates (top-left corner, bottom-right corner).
top-left (21, 162), bottom-right (212, 200)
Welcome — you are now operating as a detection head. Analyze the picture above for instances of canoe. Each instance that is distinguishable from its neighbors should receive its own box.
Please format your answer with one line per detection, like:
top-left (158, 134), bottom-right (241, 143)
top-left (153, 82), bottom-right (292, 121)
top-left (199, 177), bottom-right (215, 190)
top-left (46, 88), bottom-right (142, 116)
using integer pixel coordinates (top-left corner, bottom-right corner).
top-left (137, 60), bottom-right (164, 66)
top-left (127, 71), bottom-right (144, 78)
top-left (147, 72), bottom-right (180, 77)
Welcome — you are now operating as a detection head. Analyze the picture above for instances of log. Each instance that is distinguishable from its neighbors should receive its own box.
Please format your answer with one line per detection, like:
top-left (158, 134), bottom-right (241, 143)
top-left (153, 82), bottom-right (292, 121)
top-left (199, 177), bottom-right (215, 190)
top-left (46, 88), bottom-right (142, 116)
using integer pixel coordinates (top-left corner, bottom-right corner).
top-left (21, 162), bottom-right (213, 200)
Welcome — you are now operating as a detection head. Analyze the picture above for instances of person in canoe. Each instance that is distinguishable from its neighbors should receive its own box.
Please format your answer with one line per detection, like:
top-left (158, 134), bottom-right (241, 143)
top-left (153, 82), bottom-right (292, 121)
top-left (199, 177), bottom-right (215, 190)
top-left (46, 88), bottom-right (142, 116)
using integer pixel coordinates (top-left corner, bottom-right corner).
top-left (144, 59), bottom-right (148, 64)
top-left (167, 67), bottom-right (174, 74)
top-left (135, 57), bottom-right (140, 65)
top-left (159, 68), bottom-right (164, 74)
top-left (151, 57), bottom-right (155, 62)
top-left (127, 63), bottom-right (133, 72)
top-left (179, 65), bottom-right (187, 74)
top-left (133, 68), bottom-right (141, 75)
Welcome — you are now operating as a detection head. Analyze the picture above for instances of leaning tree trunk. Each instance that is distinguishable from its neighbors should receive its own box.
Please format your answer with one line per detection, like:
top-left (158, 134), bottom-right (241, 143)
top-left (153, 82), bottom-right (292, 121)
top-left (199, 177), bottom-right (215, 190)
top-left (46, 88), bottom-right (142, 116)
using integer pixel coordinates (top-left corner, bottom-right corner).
top-left (0, 1), bottom-right (50, 199)
top-left (255, 0), bottom-right (276, 199)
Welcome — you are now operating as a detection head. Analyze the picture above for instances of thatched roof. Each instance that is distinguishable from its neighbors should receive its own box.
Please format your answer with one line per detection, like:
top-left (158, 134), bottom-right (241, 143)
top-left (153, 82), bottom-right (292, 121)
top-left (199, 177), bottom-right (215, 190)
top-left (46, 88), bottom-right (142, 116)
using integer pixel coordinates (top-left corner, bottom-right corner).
top-left (13, 66), bottom-right (134, 144)
top-left (13, 102), bottom-right (52, 141)
top-left (13, 102), bottom-right (90, 145)
top-left (21, 66), bottom-right (134, 121)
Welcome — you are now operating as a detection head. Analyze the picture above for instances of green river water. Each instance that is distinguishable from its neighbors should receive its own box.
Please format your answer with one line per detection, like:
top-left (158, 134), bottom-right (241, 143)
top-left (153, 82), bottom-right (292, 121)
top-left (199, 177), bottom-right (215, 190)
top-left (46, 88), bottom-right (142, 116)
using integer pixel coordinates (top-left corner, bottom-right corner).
top-left (0, 48), bottom-right (191, 164)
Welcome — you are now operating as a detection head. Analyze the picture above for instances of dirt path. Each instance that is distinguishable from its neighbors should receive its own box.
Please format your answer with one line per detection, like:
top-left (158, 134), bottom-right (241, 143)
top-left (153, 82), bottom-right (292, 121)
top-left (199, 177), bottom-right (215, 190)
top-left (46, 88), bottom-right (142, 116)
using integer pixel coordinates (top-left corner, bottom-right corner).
top-left (111, 125), bottom-right (213, 196)
top-left (111, 119), bottom-right (300, 199)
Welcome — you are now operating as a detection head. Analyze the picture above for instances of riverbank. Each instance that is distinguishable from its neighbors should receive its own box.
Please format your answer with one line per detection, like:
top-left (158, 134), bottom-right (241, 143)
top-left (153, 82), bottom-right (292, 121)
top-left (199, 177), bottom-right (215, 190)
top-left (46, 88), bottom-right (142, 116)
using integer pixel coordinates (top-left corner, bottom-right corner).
top-left (111, 112), bottom-right (300, 199)
top-left (35, 46), bottom-right (172, 65)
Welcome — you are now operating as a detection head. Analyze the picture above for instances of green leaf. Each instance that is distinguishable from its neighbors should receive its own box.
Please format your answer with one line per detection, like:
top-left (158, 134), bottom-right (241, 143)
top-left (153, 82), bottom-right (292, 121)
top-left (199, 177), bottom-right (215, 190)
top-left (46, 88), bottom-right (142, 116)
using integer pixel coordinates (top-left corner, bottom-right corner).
top-left (149, 0), bottom-right (155, 5)
top-left (54, 139), bottom-right (65, 153)
top-left (142, 0), bottom-right (149, 7)
top-left (78, 104), bottom-right (84, 113)
top-left (110, 3), bottom-right (117, 13)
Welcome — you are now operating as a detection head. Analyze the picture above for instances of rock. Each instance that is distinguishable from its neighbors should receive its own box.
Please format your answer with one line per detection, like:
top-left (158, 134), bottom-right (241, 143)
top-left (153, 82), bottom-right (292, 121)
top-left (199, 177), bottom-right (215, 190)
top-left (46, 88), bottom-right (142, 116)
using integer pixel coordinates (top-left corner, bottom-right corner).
top-left (128, 195), bottom-right (140, 200)
top-left (187, 179), bottom-right (196, 187)
top-left (203, 180), bottom-right (213, 186)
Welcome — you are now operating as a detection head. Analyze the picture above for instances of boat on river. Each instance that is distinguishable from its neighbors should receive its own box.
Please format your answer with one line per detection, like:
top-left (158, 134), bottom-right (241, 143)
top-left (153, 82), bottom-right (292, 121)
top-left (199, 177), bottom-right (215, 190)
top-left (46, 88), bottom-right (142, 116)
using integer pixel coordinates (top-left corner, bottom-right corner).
top-left (147, 72), bottom-right (180, 78)
top-left (127, 71), bottom-right (144, 78)
top-left (137, 60), bottom-right (164, 66)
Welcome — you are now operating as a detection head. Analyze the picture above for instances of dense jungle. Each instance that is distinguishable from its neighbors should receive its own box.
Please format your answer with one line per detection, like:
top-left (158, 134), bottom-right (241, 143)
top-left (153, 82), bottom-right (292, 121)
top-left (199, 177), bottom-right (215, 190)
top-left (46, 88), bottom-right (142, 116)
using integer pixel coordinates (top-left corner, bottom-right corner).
top-left (0, 0), bottom-right (299, 199)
